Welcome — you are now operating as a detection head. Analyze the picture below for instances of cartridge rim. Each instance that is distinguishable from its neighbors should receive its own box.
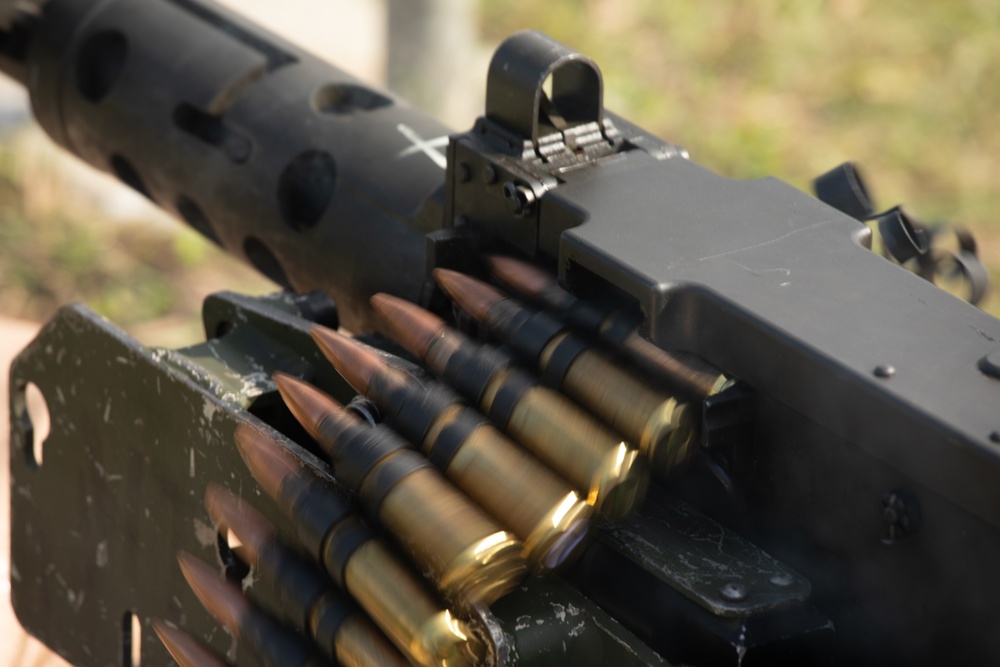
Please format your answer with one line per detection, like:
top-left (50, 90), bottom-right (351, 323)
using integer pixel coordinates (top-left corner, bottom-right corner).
top-left (710, 375), bottom-right (735, 396)
top-left (521, 491), bottom-right (593, 570)
top-left (641, 399), bottom-right (699, 474)
top-left (589, 443), bottom-right (649, 521)
top-left (410, 610), bottom-right (488, 667)
top-left (439, 530), bottom-right (527, 609)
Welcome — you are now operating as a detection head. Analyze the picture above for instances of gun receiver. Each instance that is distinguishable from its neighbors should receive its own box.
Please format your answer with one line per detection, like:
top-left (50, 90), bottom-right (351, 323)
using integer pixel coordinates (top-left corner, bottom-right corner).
top-left (3, 0), bottom-right (999, 665)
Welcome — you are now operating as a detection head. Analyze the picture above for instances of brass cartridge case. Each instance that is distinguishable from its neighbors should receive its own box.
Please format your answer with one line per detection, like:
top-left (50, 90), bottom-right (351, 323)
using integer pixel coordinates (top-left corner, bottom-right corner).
top-left (542, 332), bottom-right (702, 475)
top-left (343, 540), bottom-right (485, 667)
top-left (329, 613), bottom-right (413, 667)
top-left (368, 458), bottom-right (527, 607)
top-left (233, 424), bottom-right (488, 667)
top-left (423, 405), bottom-right (592, 569)
top-left (616, 328), bottom-right (729, 400)
top-left (480, 369), bottom-right (648, 520)
top-left (272, 375), bottom-right (528, 608)
top-left (487, 253), bottom-right (726, 399)
top-left (431, 268), bottom-right (709, 476)
top-left (361, 294), bottom-right (641, 519)
top-left (302, 328), bottom-right (591, 570)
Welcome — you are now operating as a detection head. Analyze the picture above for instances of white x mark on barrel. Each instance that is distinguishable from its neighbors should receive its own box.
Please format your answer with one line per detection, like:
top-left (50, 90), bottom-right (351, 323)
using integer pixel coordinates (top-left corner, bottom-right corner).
top-left (397, 123), bottom-right (448, 170)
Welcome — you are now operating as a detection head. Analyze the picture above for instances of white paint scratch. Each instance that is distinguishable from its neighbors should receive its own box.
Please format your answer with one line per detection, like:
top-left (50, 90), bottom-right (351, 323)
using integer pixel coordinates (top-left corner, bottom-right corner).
top-left (96, 541), bottom-right (109, 568)
top-left (695, 219), bottom-right (835, 263)
top-left (193, 518), bottom-right (217, 549)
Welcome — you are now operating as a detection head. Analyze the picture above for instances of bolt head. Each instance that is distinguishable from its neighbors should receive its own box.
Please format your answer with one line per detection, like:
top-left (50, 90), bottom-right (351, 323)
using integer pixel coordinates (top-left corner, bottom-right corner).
top-left (874, 364), bottom-right (896, 379)
top-left (979, 351), bottom-right (1000, 380)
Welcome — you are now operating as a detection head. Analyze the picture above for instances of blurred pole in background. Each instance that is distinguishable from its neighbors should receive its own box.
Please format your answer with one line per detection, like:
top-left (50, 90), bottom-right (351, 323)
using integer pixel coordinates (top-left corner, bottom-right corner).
top-left (387, 0), bottom-right (480, 128)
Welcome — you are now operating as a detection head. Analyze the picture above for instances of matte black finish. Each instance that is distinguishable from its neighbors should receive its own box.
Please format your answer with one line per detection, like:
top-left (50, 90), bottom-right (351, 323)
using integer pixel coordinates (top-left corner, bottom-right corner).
top-left (7, 0), bottom-right (451, 332)
top-left (812, 162), bottom-right (874, 221)
top-left (7, 305), bottom-right (335, 666)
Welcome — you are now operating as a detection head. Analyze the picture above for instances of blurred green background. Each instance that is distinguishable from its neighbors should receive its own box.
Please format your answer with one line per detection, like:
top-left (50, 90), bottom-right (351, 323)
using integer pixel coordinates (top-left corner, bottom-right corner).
top-left (0, 0), bottom-right (996, 350)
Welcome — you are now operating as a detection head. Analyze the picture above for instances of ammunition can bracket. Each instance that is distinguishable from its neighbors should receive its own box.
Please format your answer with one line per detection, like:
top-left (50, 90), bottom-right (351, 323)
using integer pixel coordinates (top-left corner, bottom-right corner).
top-left (7, 301), bottom-right (342, 666)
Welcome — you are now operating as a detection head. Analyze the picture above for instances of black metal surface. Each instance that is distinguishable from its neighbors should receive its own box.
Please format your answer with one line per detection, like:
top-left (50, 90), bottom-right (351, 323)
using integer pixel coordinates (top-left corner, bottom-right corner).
top-left (8, 304), bottom-right (325, 666)
top-left (812, 162), bottom-right (874, 221)
top-left (601, 495), bottom-right (809, 619)
top-left (9, 0), bottom-right (452, 332)
top-left (441, 30), bottom-right (1000, 663)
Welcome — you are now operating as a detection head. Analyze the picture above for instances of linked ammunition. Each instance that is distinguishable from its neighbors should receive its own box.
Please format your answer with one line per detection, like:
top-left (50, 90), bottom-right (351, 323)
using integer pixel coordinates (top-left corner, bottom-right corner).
top-left (204, 485), bottom-right (409, 667)
top-left (434, 268), bottom-right (701, 476)
top-left (152, 619), bottom-right (230, 667)
top-left (273, 374), bottom-right (528, 607)
top-left (233, 424), bottom-right (488, 667)
top-left (486, 255), bottom-right (728, 399)
top-left (177, 551), bottom-right (331, 667)
top-left (367, 294), bottom-right (648, 519)
top-left (288, 335), bottom-right (592, 570)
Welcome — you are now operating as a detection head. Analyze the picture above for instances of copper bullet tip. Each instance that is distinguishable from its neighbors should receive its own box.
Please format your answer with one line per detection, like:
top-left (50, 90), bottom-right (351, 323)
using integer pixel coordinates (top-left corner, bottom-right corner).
top-left (273, 371), bottom-right (360, 452)
top-left (370, 292), bottom-right (448, 359)
top-left (432, 268), bottom-right (506, 322)
top-left (204, 483), bottom-right (275, 566)
top-left (233, 423), bottom-right (300, 502)
top-left (152, 619), bottom-right (230, 667)
top-left (484, 255), bottom-right (557, 301)
top-left (306, 329), bottom-right (381, 395)
top-left (177, 551), bottom-right (249, 635)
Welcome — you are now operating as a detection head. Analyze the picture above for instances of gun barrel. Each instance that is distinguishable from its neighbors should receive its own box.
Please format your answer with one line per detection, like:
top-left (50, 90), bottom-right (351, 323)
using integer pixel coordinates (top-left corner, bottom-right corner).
top-left (0, 0), bottom-right (450, 332)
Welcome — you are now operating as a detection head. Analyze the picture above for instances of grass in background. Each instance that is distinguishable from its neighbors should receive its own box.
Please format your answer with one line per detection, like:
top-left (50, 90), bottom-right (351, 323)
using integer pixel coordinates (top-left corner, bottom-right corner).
top-left (0, 128), bottom-right (275, 348)
top-left (479, 0), bottom-right (1000, 315)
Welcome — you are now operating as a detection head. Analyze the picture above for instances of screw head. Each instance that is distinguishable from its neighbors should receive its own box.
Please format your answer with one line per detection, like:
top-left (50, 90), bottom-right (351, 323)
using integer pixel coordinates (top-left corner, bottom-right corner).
top-left (719, 583), bottom-right (748, 602)
top-left (456, 162), bottom-right (471, 183)
top-left (502, 182), bottom-right (536, 216)
top-left (874, 364), bottom-right (896, 379)
top-left (482, 164), bottom-right (498, 184)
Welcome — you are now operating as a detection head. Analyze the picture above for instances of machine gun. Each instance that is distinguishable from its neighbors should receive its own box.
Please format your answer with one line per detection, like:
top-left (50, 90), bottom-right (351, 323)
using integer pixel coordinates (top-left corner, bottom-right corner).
top-left (2, 1), bottom-right (999, 665)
